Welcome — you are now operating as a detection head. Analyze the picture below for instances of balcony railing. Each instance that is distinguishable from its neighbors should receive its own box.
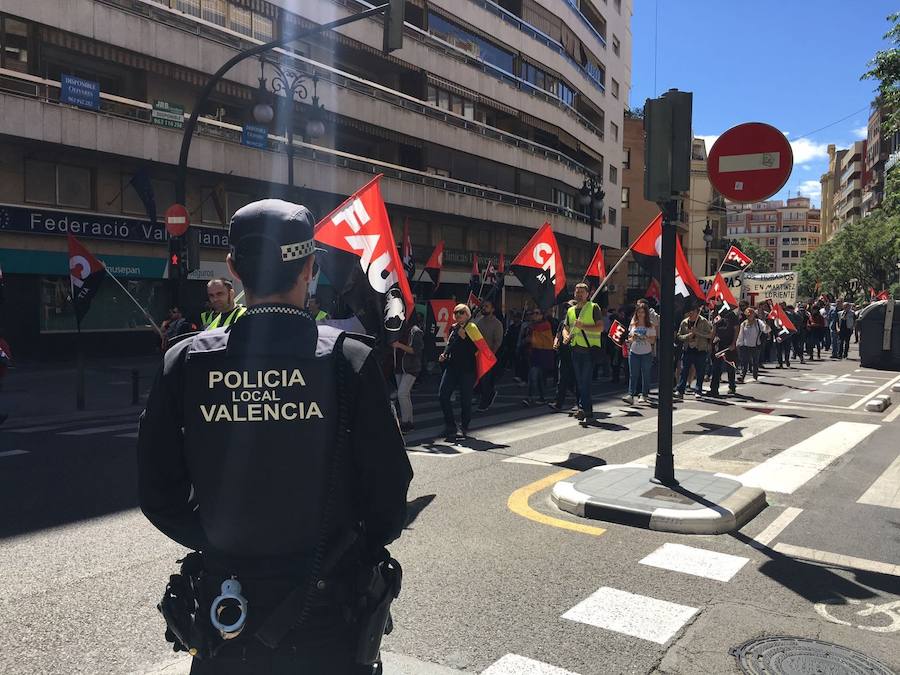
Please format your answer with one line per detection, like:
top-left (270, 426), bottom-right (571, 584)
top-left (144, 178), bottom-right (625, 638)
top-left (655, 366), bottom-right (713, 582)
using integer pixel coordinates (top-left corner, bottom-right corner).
top-left (0, 69), bottom-right (589, 225)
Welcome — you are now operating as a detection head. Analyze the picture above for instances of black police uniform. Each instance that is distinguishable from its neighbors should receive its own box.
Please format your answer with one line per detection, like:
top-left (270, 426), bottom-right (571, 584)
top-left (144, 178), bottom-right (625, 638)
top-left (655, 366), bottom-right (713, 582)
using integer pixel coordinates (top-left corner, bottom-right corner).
top-left (137, 200), bottom-right (413, 674)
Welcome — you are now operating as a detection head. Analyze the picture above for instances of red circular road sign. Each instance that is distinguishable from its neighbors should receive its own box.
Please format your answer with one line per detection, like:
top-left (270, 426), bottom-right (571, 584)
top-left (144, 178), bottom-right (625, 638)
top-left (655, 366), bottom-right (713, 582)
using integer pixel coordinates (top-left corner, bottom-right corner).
top-left (707, 122), bottom-right (793, 203)
top-left (164, 203), bottom-right (190, 237)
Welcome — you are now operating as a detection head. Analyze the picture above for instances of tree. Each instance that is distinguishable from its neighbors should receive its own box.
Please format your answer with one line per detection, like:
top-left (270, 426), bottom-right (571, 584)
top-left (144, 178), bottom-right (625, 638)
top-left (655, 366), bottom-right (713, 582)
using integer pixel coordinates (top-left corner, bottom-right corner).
top-left (726, 238), bottom-right (773, 273)
top-left (863, 13), bottom-right (900, 138)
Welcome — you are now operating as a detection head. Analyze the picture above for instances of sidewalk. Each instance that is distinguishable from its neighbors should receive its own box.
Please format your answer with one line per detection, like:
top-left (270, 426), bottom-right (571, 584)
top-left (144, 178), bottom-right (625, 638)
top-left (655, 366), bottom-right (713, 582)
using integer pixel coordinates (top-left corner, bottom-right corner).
top-left (0, 354), bottom-right (161, 424)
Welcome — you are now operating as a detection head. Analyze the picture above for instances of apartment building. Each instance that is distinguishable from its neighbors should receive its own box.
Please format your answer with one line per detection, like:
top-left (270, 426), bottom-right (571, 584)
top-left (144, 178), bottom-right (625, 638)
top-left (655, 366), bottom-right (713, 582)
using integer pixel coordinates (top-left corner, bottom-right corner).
top-left (834, 140), bottom-right (867, 230)
top-left (819, 144), bottom-right (847, 242)
top-left (682, 136), bottom-right (725, 277)
top-left (725, 197), bottom-right (821, 273)
top-left (0, 0), bottom-right (632, 356)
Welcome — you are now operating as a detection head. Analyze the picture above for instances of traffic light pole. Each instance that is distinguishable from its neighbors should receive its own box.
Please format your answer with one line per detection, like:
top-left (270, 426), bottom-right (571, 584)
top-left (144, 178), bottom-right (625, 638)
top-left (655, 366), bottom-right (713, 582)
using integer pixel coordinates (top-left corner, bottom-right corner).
top-left (653, 200), bottom-right (678, 486)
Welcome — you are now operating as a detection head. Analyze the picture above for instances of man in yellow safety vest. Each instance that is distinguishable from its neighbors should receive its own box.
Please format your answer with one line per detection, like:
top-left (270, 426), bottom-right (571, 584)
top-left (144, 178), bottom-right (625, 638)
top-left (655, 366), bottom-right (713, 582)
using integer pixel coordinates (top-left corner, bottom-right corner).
top-left (562, 282), bottom-right (603, 424)
top-left (202, 278), bottom-right (246, 329)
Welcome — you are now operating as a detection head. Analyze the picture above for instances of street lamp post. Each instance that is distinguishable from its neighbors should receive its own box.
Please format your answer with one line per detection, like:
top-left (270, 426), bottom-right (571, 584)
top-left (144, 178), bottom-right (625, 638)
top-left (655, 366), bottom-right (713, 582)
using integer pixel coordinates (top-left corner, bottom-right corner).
top-left (579, 175), bottom-right (605, 251)
top-left (703, 220), bottom-right (714, 276)
top-left (252, 59), bottom-right (326, 189)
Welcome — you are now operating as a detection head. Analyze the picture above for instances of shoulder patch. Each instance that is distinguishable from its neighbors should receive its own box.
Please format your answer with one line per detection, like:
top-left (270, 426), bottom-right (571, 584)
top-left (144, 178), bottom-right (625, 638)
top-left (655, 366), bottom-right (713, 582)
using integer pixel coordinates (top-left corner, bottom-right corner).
top-left (186, 327), bottom-right (230, 356)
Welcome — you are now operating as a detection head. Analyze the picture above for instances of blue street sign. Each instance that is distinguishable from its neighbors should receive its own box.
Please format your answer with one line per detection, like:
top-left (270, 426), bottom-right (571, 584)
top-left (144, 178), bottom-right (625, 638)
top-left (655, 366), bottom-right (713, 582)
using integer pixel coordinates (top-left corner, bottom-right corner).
top-left (242, 124), bottom-right (269, 149)
top-left (60, 74), bottom-right (100, 111)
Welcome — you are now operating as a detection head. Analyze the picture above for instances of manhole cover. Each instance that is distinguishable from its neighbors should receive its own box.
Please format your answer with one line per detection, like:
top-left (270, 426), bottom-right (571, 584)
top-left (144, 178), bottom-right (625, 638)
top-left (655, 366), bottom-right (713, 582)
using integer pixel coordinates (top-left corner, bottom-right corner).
top-left (731, 636), bottom-right (895, 674)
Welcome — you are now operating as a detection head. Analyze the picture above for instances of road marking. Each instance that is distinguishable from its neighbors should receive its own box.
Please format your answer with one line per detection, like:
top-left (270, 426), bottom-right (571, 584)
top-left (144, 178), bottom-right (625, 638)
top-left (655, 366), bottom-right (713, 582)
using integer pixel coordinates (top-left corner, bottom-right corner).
top-left (631, 414), bottom-right (792, 474)
top-left (773, 543), bottom-right (900, 577)
top-left (738, 422), bottom-right (880, 494)
top-left (506, 409), bottom-right (714, 466)
top-left (562, 586), bottom-right (698, 644)
top-left (883, 403), bottom-right (900, 423)
top-left (482, 654), bottom-right (581, 675)
top-left (507, 469), bottom-right (606, 536)
top-left (483, 405), bottom-right (632, 446)
top-left (639, 543), bottom-right (749, 582)
top-left (58, 423), bottom-right (138, 436)
top-left (0, 450), bottom-right (28, 458)
top-left (857, 454), bottom-right (900, 510)
top-left (850, 373), bottom-right (900, 409)
top-left (750, 507), bottom-right (803, 548)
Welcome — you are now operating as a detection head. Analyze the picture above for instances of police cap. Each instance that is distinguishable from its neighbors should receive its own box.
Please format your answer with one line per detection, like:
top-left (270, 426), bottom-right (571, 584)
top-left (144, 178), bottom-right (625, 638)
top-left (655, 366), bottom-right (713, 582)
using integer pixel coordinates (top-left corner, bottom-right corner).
top-left (229, 199), bottom-right (317, 267)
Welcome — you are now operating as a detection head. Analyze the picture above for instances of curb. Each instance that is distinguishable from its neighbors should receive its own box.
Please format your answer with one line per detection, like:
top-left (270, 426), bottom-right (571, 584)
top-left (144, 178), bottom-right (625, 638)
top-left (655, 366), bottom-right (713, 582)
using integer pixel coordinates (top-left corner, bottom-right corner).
top-left (1, 407), bottom-right (143, 430)
top-left (551, 465), bottom-right (768, 535)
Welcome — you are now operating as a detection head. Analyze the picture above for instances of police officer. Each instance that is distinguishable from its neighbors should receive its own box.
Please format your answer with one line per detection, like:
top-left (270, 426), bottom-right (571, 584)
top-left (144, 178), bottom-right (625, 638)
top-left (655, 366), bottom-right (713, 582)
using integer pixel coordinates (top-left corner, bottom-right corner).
top-left (138, 199), bottom-right (413, 674)
top-left (202, 278), bottom-right (246, 329)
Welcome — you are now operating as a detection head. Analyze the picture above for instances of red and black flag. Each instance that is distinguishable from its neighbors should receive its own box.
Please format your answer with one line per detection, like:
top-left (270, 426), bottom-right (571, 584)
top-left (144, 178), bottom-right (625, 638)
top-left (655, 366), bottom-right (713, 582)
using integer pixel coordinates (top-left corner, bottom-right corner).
top-left (766, 302), bottom-right (796, 338)
top-left (400, 218), bottom-right (415, 280)
top-left (630, 213), bottom-right (704, 307)
top-left (424, 241), bottom-right (444, 288)
top-left (468, 253), bottom-right (481, 305)
top-left (68, 234), bottom-right (108, 325)
top-left (721, 244), bottom-right (753, 273)
top-left (511, 222), bottom-right (567, 311)
top-left (608, 319), bottom-right (626, 346)
top-left (314, 174), bottom-right (414, 343)
top-left (876, 289), bottom-right (890, 301)
top-left (484, 253), bottom-right (505, 306)
top-left (585, 244), bottom-right (607, 289)
top-left (707, 271), bottom-right (739, 313)
top-left (645, 278), bottom-right (661, 302)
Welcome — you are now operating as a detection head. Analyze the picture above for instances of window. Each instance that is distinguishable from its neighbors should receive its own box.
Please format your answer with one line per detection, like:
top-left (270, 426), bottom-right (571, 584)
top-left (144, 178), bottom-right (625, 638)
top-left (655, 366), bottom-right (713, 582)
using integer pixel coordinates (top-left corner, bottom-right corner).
top-left (552, 188), bottom-right (574, 211)
top-left (1, 16), bottom-right (30, 73)
top-left (628, 261), bottom-right (650, 289)
top-left (614, 0), bottom-right (621, 12)
top-left (623, 147), bottom-right (630, 169)
top-left (608, 207), bottom-right (617, 225)
top-left (228, 5), bottom-right (252, 36)
top-left (201, 0), bottom-right (226, 26)
top-left (25, 160), bottom-right (91, 209)
top-left (558, 82), bottom-right (575, 107)
top-left (768, 238), bottom-right (776, 246)
top-left (227, 191), bottom-right (252, 219)
top-left (173, 0), bottom-right (201, 17)
top-left (201, 187), bottom-right (226, 224)
top-left (428, 12), bottom-right (514, 74)
top-left (782, 237), bottom-right (789, 245)
top-left (621, 186), bottom-right (629, 209)
top-left (40, 276), bottom-right (168, 333)
top-left (611, 78), bottom-right (619, 99)
top-left (252, 14), bottom-right (273, 42)
top-left (610, 121), bottom-right (618, 142)
top-left (781, 263), bottom-right (789, 271)
top-left (612, 35), bottom-right (620, 56)
top-left (609, 165), bottom-right (617, 184)
top-left (442, 224), bottom-right (465, 249)
top-left (620, 225), bottom-right (629, 249)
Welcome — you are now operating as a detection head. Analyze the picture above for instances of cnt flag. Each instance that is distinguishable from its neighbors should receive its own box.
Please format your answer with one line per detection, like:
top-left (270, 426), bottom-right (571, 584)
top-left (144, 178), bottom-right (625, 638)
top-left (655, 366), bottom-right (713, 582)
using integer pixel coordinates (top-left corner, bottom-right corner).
top-left (584, 244), bottom-right (607, 288)
top-left (464, 321), bottom-right (497, 384)
top-left (766, 301), bottom-right (796, 338)
top-left (468, 254), bottom-right (481, 302)
top-left (630, 213), bottom-right (705, 307)
top-left (424, 241), bottom-right (444, 288)
top-left (429, 298), bottom-right (456, 347)
top-left (511, 222), bottom-right (567, 310)
top-left (876, 289), bottom-right (890, 301)
top-left (608, 319), bottom-right (626, 346)
top-left (484, 252), bottom-right (505, 306)
top-left (706, 271), bottom-right (739, 313)
top-left (68, 234), bottom-right (108, 325)
top-left (721, 244), bottom-right (753, 272)
top-left (401, 218), bottom-right (415, 280)
top-left (645, 278), bottom-right (661, 302)
top-left (313, 174), bottom-right (414, 343)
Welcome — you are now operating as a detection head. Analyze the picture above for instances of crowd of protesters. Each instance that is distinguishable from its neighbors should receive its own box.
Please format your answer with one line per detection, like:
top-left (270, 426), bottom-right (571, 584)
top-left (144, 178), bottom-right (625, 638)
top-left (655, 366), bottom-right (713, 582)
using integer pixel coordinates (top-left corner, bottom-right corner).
top-left (382, 290), bottom-right (865, 440)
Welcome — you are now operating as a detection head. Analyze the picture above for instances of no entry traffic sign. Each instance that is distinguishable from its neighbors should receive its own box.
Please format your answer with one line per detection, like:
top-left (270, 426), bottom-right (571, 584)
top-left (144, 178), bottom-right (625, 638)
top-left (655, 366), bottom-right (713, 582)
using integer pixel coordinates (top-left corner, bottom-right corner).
top-left (707, 123), bottom-right (793, 203)
top-left (164, 203), bottom-right (190, 237)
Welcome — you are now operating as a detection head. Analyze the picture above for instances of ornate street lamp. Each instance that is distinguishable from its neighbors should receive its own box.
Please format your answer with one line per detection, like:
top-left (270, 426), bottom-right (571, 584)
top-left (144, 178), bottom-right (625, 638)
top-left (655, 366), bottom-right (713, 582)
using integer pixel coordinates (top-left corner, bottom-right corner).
top-left (579, 175), bottom-right (605, 249)
top-left (252, 58), bottom-right (327, 187)
top-left (703, 220), bottom-right (714, 275)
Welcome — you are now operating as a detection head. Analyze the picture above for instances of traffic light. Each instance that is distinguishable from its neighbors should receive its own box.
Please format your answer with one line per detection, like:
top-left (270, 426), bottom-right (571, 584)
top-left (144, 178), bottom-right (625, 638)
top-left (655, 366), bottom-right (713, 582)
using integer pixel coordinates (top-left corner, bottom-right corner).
top-left (643, 89), bottom-right (693, 203)
top-left (169, 237), bottom-right (184, 280)
top-left (383, 0), bottom-right (405, 53)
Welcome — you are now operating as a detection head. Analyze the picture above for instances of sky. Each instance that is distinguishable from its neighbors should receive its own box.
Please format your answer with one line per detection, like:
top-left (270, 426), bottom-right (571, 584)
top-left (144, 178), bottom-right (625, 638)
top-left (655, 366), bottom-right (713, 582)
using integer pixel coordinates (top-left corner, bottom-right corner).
top-left (629, 0), bottom-right (895, 207)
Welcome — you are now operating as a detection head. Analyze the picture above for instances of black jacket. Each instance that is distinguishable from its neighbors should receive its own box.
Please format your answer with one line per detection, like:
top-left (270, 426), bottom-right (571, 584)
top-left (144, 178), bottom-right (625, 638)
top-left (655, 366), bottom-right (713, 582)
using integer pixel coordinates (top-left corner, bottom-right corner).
top-left (137, 304), bottom-right (412, 560)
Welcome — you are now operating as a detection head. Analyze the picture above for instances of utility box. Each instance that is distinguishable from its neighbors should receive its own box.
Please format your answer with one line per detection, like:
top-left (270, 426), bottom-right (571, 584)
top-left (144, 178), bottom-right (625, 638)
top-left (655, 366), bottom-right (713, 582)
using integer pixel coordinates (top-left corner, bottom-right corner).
top-left (857, 299), bottom-right (900, 370)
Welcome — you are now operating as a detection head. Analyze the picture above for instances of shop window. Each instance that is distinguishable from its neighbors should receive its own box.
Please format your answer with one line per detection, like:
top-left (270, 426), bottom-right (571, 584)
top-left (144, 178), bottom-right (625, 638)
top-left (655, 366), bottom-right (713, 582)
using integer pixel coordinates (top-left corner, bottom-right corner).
top-left (24, 159), bottom-right (56, 205)
top-left (201, 0), bottom-right (226, 26)
top-left (621, 186), bottom-right (629, 209)
top-left (1, 16), bottom-right (30, 73)
top-left (40, 276), bottom-right (168, 333)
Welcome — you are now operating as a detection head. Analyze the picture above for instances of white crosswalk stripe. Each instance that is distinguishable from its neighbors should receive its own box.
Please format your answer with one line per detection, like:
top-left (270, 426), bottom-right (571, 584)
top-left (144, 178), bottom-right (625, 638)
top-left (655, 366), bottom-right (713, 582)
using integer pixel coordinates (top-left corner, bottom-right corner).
top-left (505, 409), bottom-right (715, 466)
top-left (738, 421), bottom-right (880, 494)
top-left (639, 543), bottom-right (749, 582)
top-left (58, 423), bottom-right (139, 436)
top-left (857, 453), bottom-right (900, 509)
top-left (482, 654), bottom-right (582, 675)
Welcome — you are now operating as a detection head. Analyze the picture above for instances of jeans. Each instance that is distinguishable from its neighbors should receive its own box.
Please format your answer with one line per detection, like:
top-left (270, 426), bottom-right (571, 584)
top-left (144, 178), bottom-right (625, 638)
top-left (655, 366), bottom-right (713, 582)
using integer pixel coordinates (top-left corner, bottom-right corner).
top-left (628, 351), bottom-right (652, 397)
top-left (677, 350), bottom-right (707, 394)
top-left (571, 350), bottom-right (594, 417)
top-left (396, 373), bottom-right (416, 423)
top-left (740, 345), bottom-right (760, 379)
top-left (527, 365), bottom-right (547, 401)
top-left (439, 368), bottom-right (475, 431)
top-left (792, 332), bottom-right (806, 361)
top-left (710, 355), bottom-right (736, 393)
top-left (556, 349), bottom-right (577, 407)
top-left (831, 328), bottom-right (840, 357)
top-left (839, 330), bottom-right (851, 358)
top-left (776, 339), bottom-right (791, 366)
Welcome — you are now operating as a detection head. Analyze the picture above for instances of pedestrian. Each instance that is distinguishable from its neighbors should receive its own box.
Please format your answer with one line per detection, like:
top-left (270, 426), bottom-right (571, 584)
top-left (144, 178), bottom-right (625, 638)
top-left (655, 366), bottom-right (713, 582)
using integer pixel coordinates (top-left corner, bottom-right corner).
top-left (828, 300), bottom-right (843, 358)
top-left (709, 305), bottom-right (738, 397)
top-left (475, 300), bottom-right (504, 411)
top-left (138, 199), bottom-right (412, 674)
top-left (775, 303), bottom-right (793, 369)
top-left (308, 294), bottom-right (330, 322)
top-left (737, 306), bottom-right (769, 382)
top-left (550, 301), bottom-right (578, 411)
top-left (160, 306), bottom-right (196, 351)
top-left (438, 304), bottom-right (477, 438)
top-left (807, 301), bottom-right (826, 360)
top-left (514, 308), bottom-right (532, 384)
top-left (562, 282), bottom-right (603, 422)
top-left (522, 308), bottom-right (555, 406)
top-left (393, 311), bottom-right (424, 432)
top-left (623, 303), bottom-right (656, 405)
top-left (839, 303), bottom-right (855, 358)
top-left (202, 278), bottom-right (246, 329)
top-left (792, 303), bottom-right (808, 364)
top-left (674, 306), bottom-right (713, 399)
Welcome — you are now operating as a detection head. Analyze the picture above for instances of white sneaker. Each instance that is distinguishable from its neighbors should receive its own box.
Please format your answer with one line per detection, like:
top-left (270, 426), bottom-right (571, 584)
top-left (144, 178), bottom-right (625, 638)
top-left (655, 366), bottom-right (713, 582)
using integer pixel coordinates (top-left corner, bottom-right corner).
top-left (623, 395), bottom-right (634, 405)
top-left (638, 395), bottom-right (648, 404)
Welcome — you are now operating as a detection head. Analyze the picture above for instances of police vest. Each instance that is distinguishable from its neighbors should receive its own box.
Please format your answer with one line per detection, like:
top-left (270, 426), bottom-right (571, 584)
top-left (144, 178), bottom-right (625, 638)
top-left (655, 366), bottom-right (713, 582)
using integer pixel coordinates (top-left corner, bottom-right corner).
top-left (567, 303), bottom-right (603, 348)
top-left (205, 305), bottom-right (247, 330)
top-left (201, 311), bottom-right (214, 329)
top-left (181, 324), bottom-right (355, 557)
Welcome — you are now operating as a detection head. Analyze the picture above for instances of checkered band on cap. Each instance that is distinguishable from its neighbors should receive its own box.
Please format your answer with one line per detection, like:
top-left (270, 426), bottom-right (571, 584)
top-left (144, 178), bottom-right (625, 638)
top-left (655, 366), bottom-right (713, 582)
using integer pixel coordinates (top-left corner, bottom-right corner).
top-left (280, 239), bottom-right (315, 262)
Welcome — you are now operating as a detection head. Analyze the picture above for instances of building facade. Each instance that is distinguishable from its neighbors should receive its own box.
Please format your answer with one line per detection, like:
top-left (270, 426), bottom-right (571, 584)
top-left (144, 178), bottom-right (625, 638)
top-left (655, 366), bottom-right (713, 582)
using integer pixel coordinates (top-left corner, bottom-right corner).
top-left (834, 140), bottom-right (867, 231)
top-left (725, 197), bottom-right (821, 273)
top-left (0, 0), bottom-right (632, 356)
top-left (682, 136), bottom-right (725, 278)
top-left (819, 144), bottom-right (846, 243)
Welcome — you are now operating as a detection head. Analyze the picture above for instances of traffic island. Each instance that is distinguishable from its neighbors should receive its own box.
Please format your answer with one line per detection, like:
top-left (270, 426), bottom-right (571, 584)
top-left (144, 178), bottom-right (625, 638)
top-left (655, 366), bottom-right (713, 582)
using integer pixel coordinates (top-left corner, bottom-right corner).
top-left (551, 465), bottom-right (766, 535)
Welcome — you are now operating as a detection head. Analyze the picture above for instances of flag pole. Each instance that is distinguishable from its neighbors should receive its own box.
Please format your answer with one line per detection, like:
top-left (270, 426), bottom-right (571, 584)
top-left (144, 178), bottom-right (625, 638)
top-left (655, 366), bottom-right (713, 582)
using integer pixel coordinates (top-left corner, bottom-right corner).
top-left (75, 319), bottom-right (86, 411)
top-left (588, 248), bottom-right (631, 302)
top-left (103, 269), bottom-right (164, 338)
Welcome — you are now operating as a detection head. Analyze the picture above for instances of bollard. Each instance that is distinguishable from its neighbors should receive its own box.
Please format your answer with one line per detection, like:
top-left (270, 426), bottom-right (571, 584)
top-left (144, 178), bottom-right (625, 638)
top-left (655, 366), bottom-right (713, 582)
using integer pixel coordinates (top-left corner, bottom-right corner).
top-left (131, 369), bottom-right (140, 406)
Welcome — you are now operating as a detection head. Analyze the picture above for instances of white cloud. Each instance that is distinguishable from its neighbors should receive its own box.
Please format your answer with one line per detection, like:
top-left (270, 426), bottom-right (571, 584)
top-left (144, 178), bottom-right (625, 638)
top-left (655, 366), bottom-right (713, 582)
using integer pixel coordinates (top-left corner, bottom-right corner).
top-left (796, 179), bottom-right (822, 202)
top-left (801, 165), bottom-right (811, 171)
top-left (788, 138), bottom-right (830, 164)
top-left (852, 125), bottom-right (868, 140)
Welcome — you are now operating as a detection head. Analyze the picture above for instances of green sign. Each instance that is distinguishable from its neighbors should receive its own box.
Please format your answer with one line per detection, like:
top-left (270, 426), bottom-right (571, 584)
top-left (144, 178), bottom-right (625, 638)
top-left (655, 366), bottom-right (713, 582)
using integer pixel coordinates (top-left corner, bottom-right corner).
top-left (0, 249), bottom-right (168, 278)
top-left (151, 100), bottom-right (184, 130)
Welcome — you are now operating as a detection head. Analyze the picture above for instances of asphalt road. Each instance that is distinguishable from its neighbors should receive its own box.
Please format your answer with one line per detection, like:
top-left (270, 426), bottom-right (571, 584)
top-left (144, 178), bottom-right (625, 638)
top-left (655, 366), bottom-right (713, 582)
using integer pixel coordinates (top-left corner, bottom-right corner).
top-left (1, 345), bottom-right (898, 675)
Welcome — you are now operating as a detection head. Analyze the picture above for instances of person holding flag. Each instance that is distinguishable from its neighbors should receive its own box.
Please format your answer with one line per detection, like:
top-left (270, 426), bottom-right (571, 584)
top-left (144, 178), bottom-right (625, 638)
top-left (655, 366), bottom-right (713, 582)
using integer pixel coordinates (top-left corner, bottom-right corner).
top-left (562, 282), bottom-right (603, 423)
top-left (674, 306), bottom-right (714, 399)
top-left (708, 303), bottom-right (739, 397)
